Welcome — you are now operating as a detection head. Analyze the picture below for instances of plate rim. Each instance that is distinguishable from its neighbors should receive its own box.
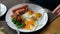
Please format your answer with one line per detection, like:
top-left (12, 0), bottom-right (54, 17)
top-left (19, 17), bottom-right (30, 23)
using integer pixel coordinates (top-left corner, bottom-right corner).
top-left (0, 3), bottom-right (7, 17)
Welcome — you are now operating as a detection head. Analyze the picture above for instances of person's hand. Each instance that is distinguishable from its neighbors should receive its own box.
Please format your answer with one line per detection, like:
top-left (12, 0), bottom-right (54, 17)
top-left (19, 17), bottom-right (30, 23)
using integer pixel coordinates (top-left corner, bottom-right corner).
top-left (52, 4), bottom-right (60, 15)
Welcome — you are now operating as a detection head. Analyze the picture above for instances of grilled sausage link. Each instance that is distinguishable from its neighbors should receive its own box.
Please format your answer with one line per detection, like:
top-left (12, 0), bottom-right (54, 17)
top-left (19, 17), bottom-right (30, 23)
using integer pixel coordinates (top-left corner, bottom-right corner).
top-left (12, 5), bottom-right (28, 15)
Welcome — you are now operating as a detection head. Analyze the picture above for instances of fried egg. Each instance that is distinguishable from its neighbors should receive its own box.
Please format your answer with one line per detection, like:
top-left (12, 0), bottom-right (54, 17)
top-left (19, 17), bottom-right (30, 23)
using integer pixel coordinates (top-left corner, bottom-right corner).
top-left (21, 10), bottom-right (42, 30)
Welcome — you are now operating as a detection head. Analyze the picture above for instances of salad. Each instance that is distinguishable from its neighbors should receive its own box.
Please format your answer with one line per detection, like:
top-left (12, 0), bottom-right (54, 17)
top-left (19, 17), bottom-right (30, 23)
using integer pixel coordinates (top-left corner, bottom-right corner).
top-left (11, 5), bottom-right (41, 30)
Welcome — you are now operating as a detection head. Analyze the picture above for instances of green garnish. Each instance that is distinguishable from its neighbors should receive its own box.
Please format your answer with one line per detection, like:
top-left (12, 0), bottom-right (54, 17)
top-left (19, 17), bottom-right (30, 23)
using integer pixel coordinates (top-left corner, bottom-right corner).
top-left (12, 17), bottom-right (26, 28)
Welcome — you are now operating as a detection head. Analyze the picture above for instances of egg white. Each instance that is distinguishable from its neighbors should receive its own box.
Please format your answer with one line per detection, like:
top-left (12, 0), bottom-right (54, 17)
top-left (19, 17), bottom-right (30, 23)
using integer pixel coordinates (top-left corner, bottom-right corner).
top-left (21, 13), bottom-right (34, 21)
top-left (30, 21), bottom-right (37, 30)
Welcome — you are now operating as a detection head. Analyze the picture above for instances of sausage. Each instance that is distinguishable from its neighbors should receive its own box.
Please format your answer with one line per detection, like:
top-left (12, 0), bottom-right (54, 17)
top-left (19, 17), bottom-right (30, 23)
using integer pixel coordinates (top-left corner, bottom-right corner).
top-left (12, 5), bottom-right (28, 14)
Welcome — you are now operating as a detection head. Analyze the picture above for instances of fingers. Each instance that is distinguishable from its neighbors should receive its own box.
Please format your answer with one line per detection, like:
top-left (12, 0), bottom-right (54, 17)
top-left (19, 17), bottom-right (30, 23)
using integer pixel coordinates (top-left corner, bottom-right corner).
top-left (52, 4), bottom-right (60, 13)
top-left (52, 4), bottom-right (60, 15)
top-left (55, 8), bottom-right (60, 14)
top-left (58, 10), bottom-right (60, 15)
top-left (56, 9), bottom-right (60, 14)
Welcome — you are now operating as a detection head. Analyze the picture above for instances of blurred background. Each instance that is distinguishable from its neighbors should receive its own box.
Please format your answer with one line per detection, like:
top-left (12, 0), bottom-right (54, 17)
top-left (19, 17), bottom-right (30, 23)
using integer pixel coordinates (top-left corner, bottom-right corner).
top-left (30, 0), bottom-right (60, 11)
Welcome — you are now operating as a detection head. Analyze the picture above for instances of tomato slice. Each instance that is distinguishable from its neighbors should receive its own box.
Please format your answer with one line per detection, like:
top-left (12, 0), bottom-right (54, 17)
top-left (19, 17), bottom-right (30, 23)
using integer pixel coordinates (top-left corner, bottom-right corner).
top-left (11, 13), bottom-right (15, 18)
top-left (17, 16), bottom-right (22, 21)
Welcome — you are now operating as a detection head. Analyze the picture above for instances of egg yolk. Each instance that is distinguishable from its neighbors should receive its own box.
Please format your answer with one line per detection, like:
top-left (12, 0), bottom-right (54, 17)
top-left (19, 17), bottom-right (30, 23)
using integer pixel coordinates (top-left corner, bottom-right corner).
top-left (34, 13), bottom-right (41, 18)
top-left (27, 10), bottom-right (33, 15)
top-left (29, 17), bottom-right (37, 21)
top-left (24, 21), bottom-right (36, 30)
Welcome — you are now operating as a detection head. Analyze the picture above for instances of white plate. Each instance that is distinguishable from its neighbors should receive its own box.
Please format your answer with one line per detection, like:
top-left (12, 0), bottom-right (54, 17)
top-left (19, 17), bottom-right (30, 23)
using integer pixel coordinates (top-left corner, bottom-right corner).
top-left (0, 3), bottom-right (7, 17)
top-left (5, 3), bottom-right (48, 32)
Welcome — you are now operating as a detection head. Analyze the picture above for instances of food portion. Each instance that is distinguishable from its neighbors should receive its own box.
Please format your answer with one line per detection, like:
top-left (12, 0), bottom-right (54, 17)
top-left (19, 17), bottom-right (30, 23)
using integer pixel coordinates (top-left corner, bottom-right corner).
top-left (29, 17), bottom-right (37, 21)
top-left (11, 5), bottom-right (42, 30)
top-left (24, 21), bottom-right (37, 30)
top-left (27, 10), bottom-right (33, 15)
top-left (0, 27), bottom-right (5, 34)
top-left (34, 13), bottom-right (41, 18)
top-left (13, 5), bottom-right (28, 15)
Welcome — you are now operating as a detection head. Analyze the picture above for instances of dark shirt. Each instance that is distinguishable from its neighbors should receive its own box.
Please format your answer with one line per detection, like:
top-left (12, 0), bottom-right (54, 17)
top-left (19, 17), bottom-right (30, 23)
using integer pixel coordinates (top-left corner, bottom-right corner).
top-left (30, 0), bottom-right (60, 11)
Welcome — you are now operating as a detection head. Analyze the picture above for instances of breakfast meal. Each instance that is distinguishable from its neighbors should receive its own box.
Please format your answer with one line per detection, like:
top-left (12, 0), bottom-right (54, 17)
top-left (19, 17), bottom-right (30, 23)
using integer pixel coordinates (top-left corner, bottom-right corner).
top-left (10, 5), bottom-right (42, 30)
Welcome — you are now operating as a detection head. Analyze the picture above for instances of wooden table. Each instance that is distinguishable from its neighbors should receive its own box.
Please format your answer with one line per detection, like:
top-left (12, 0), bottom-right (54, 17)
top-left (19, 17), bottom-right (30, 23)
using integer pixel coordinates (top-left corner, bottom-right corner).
top-left (40, 16), bottom-right (60, 34)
